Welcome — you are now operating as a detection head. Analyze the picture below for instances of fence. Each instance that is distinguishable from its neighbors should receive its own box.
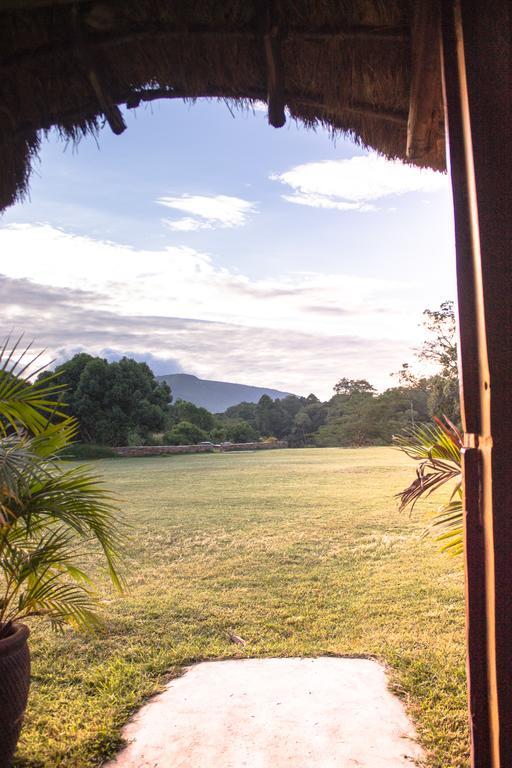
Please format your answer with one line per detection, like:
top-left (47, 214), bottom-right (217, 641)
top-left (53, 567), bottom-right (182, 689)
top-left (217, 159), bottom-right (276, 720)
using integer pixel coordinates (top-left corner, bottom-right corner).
top-left (111, 441), bottom-right (288, 457)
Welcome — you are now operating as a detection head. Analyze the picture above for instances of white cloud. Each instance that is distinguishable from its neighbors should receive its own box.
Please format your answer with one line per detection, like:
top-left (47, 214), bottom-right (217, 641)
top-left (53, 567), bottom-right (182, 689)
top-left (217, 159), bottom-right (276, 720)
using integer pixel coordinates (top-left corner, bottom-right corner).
top-left (0, 272), bottom-right (410, 399)
top-left (157, 193), bottom-right (256, 230)
top-left (163, 216), bottom-right (208, 232)
top-left (271, 153), bottom-right (448, 212)
top-left (0, 223), bottom-right (431, 396)
top-left (0, 223), bottom-right (411, 335)
top-left (281, 194), bottom-right (376, 213)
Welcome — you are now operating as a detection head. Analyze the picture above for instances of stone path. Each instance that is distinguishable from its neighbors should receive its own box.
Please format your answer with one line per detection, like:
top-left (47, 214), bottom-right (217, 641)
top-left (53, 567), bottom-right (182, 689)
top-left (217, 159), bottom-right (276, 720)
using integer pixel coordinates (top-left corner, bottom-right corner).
top-left (105, 657), bottom-right (424, 767)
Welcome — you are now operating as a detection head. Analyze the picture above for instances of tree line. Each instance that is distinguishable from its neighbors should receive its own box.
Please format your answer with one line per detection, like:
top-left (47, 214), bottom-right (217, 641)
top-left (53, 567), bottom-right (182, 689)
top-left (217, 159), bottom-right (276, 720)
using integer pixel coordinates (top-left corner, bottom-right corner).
top-left (42, 301), bottom-right (459, 449)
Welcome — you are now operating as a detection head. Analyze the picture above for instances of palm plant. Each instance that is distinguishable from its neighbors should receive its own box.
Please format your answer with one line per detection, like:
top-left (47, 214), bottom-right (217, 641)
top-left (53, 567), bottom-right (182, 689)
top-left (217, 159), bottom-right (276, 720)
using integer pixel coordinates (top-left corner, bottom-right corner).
top-left (0, 337), bottom-right (123, 640)
top-left (393, 417), bottom-right (463, 555)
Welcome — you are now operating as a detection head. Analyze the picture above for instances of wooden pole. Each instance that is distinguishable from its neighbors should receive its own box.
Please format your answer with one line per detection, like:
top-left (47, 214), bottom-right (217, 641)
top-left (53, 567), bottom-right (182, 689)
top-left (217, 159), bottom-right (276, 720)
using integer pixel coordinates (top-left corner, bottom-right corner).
top-left (440, 0), bottom-right (512, 765)
top-left (264, 1), bottom-right (286, 128)
top-left (71, 5), bottom-right (126, 136)
top-left (11, 86), bottom-right (409, 141)
top-left (406, 0), bottom-right (442, 162)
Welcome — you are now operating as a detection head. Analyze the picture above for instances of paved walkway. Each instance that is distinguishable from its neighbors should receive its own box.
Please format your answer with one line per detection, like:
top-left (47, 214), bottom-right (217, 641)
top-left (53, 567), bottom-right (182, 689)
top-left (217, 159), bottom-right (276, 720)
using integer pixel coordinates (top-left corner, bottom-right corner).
top-left (106, 657), bottom-right (424, 767)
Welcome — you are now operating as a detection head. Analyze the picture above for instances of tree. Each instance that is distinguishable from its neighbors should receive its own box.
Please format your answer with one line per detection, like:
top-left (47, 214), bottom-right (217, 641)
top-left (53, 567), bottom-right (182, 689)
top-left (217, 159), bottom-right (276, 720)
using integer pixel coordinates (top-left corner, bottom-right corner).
top-left (314, 385), bottom-right (429, 447)
top-left (315, 393), bottom-right (377, 446)
top-left (290, 410), bottom-right (313, 447)
top-left (255, 395), bottom-right (293, 439)
top-left (164, 421), bottom-right (208, 445)
top-left (397, 300), bottom-right (460, 424)
top-left (45, 352), bottom-right (95, 400)
top-left (223, 401), bottom-right (258, 424)
top-left (47, 355), bottom-right (171, 446)
top-left (209, 424), bottom-right (227, 443)
top-left (226, 421), bottom-right (259, 443)
top-left (301, 398), bottom-right (327, 431)
top-left (426, 375), bottom-right (460, 425)
top-left (418, 301), bottom-right (458, 380)
top-left (278, 395), bottom-right (305, 419)
top-left (169, 400), bottom-right (215, 432)
top-left (333, 378), bottom-right (376, 396)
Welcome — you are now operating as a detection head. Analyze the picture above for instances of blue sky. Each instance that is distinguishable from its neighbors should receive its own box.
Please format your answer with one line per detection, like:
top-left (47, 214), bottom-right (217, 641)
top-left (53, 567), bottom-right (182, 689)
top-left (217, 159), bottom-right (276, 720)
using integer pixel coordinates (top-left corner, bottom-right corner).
top-left (0, 99), bottom-right (456, 398)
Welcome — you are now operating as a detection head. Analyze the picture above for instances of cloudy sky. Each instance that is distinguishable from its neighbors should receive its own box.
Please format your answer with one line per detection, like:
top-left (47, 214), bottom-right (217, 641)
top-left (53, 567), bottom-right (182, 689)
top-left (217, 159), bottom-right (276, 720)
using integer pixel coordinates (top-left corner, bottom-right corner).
top-left (0, 99), bottom-right (456, 399)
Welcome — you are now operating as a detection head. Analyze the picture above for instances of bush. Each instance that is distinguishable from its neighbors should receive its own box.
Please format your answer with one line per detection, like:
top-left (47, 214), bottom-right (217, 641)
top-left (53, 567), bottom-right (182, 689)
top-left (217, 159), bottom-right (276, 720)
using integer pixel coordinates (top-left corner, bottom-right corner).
top-left (164, 421), bottom-right (208, 445)
top-left (210, 425), bottom-right (227, 443)
top-left (144, 433), bottom-right (165, 446)
top-left (226, 421), bottom-right (259, 443)
top-left (60, 443), bottom-right (118, 460)
top-left (168, 400), bottom-right (216, 432)
top-left (126, 430), bottom-right (143, 446)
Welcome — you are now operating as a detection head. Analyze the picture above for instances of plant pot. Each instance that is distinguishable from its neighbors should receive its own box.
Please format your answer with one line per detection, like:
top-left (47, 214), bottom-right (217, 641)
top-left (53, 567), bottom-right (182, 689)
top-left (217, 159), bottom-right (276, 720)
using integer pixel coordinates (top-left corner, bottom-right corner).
top-left (0, 623), bottom-right (30, 767)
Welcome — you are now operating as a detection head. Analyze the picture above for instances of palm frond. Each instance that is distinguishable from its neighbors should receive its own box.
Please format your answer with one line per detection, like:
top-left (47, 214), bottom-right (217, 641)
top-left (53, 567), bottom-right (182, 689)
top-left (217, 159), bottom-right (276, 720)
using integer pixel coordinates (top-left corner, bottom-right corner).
top-left (394, 418), bottom-right (463, 555)
top-left (29, 417), bottom-right (79, 457)
top-left (0, 437), bottom-right (38, 511)
top-left (0, 525), bottom-right (103, 633)
top-left (0, 338), bottom-right (125, 633)
top-left (395, 458), bottom-right (460, 513)
top-left (428, 498), bottom-right (463, 555)
top-left (24, 465), bottom-right (124, 589)
top-left (0, 336), bottom-right (69, 437)
top-left (393, 420), bottom-right (461, 464)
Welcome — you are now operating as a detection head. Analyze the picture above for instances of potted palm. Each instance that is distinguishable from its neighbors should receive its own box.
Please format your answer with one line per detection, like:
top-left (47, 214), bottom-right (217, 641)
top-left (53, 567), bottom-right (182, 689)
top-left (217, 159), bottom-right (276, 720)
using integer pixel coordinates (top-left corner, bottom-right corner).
top-left (0, 339), bottom-right (123, 766)
top-left (394, 416), bottom-right (463, 554)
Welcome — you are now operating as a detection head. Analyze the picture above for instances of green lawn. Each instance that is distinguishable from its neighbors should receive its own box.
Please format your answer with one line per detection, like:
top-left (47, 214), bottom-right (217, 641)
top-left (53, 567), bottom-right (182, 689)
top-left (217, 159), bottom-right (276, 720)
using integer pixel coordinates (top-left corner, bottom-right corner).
top-left (15, 448), bottom-right (468, 767)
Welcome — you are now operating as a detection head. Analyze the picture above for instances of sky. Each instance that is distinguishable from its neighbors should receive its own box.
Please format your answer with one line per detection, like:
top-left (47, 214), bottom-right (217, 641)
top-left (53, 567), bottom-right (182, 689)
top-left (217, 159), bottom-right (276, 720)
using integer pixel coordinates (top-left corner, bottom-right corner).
top-left (0, 99), bottom-right (456, 399)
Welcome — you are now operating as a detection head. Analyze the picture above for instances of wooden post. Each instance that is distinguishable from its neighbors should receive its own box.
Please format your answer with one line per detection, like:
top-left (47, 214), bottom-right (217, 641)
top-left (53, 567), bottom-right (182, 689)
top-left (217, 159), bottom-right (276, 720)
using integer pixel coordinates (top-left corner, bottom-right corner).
top-left (264, 1), bottom-right (286, 128)
top-left (440, 0), bottom-right (512, 765)
top-left (71, 4), bottom-right (126, 136)
top-left (406, 0), bottom-right (441, 163)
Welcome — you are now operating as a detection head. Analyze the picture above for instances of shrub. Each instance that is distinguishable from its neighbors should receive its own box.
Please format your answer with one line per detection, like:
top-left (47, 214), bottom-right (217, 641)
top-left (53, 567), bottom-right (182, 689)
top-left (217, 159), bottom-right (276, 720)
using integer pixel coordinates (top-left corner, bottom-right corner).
top-left (164, 421), bottom-right (208, 445)
top-left (0, 339), bottom-right (124, 635)
top-left (60, 443), bottom-right (117, 460)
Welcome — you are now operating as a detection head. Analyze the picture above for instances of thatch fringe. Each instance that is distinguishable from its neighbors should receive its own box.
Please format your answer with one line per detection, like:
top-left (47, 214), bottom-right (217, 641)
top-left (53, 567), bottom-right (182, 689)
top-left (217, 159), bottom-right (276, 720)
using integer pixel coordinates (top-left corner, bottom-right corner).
top-left (0, 0), bottom-right (445, 212)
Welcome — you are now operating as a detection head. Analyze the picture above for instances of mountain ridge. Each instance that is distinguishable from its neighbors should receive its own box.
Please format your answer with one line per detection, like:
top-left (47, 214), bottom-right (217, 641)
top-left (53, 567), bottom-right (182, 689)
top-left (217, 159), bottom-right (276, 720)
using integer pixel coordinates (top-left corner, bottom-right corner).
top-left (156, 373), bottom-right (294, 413)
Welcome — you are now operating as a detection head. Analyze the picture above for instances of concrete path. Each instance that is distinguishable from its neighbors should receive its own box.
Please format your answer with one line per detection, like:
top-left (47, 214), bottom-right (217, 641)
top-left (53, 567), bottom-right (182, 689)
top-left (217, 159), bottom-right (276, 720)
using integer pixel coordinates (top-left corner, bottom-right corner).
top-left (105, 657), bottom-right (424, 767)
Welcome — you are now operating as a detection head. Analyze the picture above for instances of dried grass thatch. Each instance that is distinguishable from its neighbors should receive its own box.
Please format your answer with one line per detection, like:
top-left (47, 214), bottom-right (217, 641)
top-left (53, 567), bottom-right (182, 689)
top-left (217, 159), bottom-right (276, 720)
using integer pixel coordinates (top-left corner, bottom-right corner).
top-left (0, 0), bottom-right (445, 212)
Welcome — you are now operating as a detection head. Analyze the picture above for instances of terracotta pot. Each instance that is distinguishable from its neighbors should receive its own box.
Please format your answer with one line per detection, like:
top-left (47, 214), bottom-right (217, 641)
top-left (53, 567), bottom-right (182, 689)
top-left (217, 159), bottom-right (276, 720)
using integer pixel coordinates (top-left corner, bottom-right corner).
top-left (0, 623), bottom-right (30, 767)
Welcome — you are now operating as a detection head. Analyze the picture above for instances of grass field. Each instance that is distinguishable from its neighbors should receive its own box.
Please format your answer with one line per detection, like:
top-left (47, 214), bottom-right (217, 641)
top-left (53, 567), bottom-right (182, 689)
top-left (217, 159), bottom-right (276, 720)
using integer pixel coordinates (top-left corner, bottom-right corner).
top-left (14, 448), bottom-right (468, 768)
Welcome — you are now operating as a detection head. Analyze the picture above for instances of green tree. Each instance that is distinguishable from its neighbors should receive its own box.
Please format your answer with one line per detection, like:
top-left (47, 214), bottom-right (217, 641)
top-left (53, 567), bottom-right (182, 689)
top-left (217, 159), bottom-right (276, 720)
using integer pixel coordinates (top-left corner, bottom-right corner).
top-left (169, 400), bottom-right (215, 432)
top-left (164, 421), bottom-right (208, 445)
top-left (419, 301), bottom-right (458, 380)
top-left (426, 375), bottom-right (460, 424)
top-left (209, 424), bottom-right (227, 443)
top-left (315, 387), bottom-right (375, 446)
top-left (226, 420), bottom-right (259, 443)
top-left (301, 397), bottom-right (327, 431)
top-left (255, 395), bottom-right (293, 439)
top-left (46, 352), bottom-right (95, 403)
top-left (47, 355), bottom-right (171, 446)
top-left (333, 378), bottom-right (376, 396)
top-left (223, 401), bottom-right (258, 425)
top-left (290, 410), bottom-right (313, 446)
top-left (397, 300), bottom-right (460, 424)
top-left (278, 395), bottom-right (305, 419)
top-left (314, 385), bottom-right (429, 447)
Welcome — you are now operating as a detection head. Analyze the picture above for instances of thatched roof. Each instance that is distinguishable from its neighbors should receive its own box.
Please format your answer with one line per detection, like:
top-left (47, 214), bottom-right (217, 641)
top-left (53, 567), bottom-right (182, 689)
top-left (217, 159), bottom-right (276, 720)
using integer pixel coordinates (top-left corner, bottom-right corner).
top-left (0, 0), bottom-right (445, 212)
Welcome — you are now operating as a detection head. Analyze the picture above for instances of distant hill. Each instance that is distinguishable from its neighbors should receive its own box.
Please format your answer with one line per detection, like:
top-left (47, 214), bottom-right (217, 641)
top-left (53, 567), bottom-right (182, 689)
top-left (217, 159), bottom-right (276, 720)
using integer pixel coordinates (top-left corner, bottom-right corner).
top-left (157, 373), bottom-right (294, 413)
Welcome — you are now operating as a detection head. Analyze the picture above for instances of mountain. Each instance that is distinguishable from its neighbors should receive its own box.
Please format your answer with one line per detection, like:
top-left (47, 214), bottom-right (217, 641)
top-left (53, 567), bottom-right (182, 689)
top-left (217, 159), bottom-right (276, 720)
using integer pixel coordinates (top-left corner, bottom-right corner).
top-left (157, 373), bottom-right (294, 413)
